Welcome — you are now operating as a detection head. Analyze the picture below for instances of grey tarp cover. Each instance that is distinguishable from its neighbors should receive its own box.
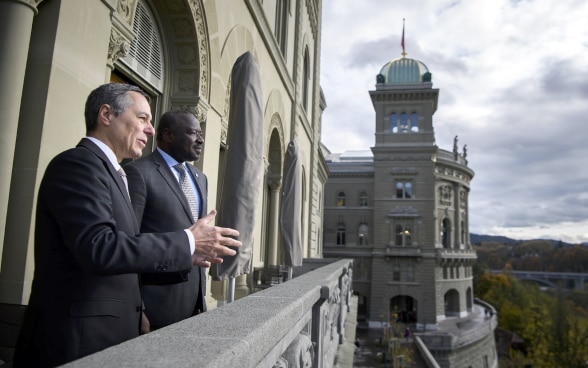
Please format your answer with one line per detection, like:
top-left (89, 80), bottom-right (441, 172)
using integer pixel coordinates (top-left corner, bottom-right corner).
top-left (280, 140), bottom-right (303, 266)
top-left (211, 51), bottom-right (264, 280)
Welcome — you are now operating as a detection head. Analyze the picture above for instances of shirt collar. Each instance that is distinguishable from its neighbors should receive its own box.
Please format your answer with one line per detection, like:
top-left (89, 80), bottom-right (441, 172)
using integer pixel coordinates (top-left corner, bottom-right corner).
top-left (157, 148), bottom-right (198, 178)
top-left (86, 136), bottom-right (121, 170)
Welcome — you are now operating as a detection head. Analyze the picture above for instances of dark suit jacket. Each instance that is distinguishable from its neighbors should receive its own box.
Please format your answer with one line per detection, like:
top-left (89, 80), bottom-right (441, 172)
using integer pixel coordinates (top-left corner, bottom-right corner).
top-left (13, 139), bottom-right (192, 368)
top-left (124, 149), bottom-right (208, 328)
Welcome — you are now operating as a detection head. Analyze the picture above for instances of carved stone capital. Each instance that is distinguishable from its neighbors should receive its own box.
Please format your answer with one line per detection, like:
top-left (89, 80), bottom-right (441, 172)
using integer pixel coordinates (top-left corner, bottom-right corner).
top-left (268, 175), bottom-right (282, 191)
top-left (10, 0), bottom-right (43, 14)
top-left (107, 27), bottom-right (130, 67)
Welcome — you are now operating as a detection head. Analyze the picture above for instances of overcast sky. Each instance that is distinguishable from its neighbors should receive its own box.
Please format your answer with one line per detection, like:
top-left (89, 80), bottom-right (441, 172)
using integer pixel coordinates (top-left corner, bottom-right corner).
top-left (319, 0), bottom-right (588, 244)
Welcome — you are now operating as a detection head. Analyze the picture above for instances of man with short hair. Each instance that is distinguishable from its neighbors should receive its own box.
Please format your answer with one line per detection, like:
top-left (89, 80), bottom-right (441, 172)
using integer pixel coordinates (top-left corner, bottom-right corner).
top-left (125, 110), bottom-right (210, 331)
top-left (13, 83), bottom-right (241, 367)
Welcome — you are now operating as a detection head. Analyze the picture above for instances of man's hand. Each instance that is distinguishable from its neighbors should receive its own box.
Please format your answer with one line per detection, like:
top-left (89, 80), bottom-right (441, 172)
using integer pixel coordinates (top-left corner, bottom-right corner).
top-left (140, 312), bottom-right (151, 334)
top-left (189, 210), bottom-right (242, 265)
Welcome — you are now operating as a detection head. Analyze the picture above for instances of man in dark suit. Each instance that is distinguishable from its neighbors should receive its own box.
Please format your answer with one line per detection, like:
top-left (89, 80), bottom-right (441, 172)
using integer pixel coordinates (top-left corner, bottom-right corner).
top-left (125, 110), bottom-right (210, 331)
top-left (13, 83), bottom-right (241, 368)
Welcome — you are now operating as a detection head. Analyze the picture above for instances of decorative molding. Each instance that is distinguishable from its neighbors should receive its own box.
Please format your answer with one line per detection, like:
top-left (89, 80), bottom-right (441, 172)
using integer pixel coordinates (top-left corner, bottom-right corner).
top-left (390, 167), bottom-right (417, 174)
top-left (107, 27), bottom-right (131, 68)
top-left (177, 44), bottom-right (197, 64)
top-left (117, 0), bottom-right (136, 23)
top-left (374, 154), bottom-right (432, 162)
top-left (177, 71), bottom-right (198, 93)
top-left (187, 0), bottom-right (210, 99)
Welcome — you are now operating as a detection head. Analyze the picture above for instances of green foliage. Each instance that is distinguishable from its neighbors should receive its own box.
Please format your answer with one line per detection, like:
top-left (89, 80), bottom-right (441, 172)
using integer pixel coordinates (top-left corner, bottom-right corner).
top-left (475, 273), bottom-right (588, 367)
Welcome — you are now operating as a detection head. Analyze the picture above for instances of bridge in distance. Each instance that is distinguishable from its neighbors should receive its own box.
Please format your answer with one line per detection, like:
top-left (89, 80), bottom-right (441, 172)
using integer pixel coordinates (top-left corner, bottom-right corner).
top-left (490, 270), bottom-right (587, 291)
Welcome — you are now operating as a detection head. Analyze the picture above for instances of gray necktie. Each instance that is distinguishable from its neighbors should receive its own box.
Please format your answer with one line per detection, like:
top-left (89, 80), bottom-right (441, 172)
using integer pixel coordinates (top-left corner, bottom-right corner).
top-left (174, 163), bottom-right (199, 221)
top-left (117, 167), bottom-right (130, 198)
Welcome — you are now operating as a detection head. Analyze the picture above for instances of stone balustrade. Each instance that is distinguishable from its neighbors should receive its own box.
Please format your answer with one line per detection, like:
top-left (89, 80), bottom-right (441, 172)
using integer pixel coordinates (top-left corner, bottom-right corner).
top-left (60, 259), bottom-right (354, 368)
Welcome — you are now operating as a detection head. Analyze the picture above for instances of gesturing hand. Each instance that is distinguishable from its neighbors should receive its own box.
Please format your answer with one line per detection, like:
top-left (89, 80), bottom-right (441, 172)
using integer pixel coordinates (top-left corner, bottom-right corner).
top-left (188, 210), bottom-right (242, 265)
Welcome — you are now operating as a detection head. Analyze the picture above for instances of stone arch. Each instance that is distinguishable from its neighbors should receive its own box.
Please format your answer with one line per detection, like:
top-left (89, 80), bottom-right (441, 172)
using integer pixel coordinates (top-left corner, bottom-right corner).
top-left (262, 126), bottom-right (284, 265)
top-left (390, 295), bottom-right (417, 323)
top-left (444, 289), bottom-right (460, 317)
top-left (212, 25), bottom-right (257, 117)
top-left (111, 0), bottom-right (211, 122)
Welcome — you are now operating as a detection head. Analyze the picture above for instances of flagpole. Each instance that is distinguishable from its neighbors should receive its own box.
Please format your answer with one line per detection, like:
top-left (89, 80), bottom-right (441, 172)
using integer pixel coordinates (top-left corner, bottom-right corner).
top-left (401, 18), bottom-right (407, 58)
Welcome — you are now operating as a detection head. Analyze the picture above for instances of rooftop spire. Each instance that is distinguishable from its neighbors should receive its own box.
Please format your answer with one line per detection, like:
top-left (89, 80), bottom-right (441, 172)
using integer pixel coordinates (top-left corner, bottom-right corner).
top-left (401, 18), bottom-right (407, 58)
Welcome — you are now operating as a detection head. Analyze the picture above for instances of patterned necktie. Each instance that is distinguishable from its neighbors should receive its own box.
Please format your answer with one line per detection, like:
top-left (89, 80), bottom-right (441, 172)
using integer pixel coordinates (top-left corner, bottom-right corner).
top-left (117, 167), bottom-right (130, 198)
top-left (174, 163), bottom-right (199, 221)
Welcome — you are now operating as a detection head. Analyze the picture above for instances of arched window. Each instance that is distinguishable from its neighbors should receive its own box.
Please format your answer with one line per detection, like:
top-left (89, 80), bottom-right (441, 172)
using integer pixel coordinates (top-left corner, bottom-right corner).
top-left (302, 48), bottom-right (310, 111)
top-left (399, 113), bottom-right (409, 132)
top-left (389, 113), bottom-right (398, 133)
top-left (359, 191), bottom-right (368, 207)
top-left (337, 192), bottom-right (346, 207)
top-left (120, 0), bottom-right (164, 91)
top-left (336, 222), bottom-right (346, 245)
top-left (275, 0), bottom-right (289, 57)
top-left (358, 223), bottom-right (369, 245)
top-left (410, 112), bottom-right (419, 132)
top-left (441, 218), bottom-right (451, 248)
top-left (396, 181), bottom-right (412, 198)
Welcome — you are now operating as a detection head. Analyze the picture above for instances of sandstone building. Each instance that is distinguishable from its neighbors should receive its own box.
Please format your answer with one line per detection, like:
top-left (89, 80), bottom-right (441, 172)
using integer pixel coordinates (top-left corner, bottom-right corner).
top-left (0, 0), bottom-right (327, 308)
top-left (323, 48), bottom-right (499, 367)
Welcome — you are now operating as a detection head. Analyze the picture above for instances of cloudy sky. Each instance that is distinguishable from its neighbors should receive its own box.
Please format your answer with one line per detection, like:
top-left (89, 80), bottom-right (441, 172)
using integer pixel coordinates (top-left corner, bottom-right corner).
top-left (319, 0), bottom-right (588, 244)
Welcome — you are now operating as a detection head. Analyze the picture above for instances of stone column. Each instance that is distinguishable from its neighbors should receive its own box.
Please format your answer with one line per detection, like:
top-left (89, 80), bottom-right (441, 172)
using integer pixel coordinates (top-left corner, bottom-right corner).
top-left (0, 0), bottom-right (42, 265)
top-left (267, 176), bottom-right (282, 266)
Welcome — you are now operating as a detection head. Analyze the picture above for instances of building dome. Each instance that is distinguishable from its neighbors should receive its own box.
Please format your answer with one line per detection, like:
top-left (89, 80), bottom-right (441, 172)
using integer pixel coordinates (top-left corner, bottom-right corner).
top-left (377, 57), bottom-right (432, 85)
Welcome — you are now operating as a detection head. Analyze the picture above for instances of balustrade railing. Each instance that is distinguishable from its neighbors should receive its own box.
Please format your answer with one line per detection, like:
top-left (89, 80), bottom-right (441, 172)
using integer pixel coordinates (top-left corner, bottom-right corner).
top-left (61, 259), bottom-right (354, 368)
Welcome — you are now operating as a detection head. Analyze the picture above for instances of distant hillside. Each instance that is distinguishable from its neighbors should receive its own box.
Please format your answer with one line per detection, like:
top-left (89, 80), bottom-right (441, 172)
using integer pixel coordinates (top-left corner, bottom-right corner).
top-left (470, 234), bottom-right (578, 247)
top-left (470, 234), bottom-right (520, 245)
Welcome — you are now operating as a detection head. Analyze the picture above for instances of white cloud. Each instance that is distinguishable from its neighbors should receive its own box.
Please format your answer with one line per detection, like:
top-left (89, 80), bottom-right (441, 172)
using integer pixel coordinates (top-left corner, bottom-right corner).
top-left (320, 0), bottom-right (588, 243)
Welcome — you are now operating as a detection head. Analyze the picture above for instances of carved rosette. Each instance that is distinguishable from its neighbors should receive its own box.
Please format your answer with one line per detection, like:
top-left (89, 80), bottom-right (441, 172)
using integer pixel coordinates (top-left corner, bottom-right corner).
top-left (107, 27), bottom-right (131, 67)
top-left (117, 0), bottom-right (136, 23)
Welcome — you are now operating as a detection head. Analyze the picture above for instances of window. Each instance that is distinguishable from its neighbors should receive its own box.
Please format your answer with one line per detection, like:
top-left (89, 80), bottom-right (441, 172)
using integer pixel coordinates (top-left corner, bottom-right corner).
top-left (396, 181), bottom-right (412, 198)
top-left (337, 192), bottom-right (346, 207)
top-left (359, 191), bottom-right (368, 207)
top-left (393, 265), bottom-right (401, 281)
top-left (441, 218), bottom-right (451, 248)
top-left (395, 225), bottom-right (412, 246)
top-left (336, 223), bottom-right (346, 245)
top-left (302, 48), bottom-right (310, 111)
top-left (410, 112), bottom-right (419, 132)
top-left (120, 0), bottom-right (164, 91)
top-left (405, 265), bottom-right (415, 282)
top-left (275, 0), bottom-right (289, 57)
top-left (390, 112), bottom-right (418, 133)
top-left (389, 113), bottom-right (397, 132)
top-left (357, 224), bottom-right (369, 245)
top-left (399, 113), bottom-right (408, 132)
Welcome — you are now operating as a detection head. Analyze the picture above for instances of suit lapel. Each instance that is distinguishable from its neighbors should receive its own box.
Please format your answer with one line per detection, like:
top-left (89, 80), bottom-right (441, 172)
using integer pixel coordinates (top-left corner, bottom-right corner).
top-left (78, 138), bottom-right (139, 233)
top-left (151, 150), bottom-right (194, 223)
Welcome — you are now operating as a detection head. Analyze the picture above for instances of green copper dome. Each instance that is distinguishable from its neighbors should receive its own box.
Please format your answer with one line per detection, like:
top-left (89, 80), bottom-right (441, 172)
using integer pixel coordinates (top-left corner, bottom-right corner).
top-left (377, 57), bottom-right (432, 85)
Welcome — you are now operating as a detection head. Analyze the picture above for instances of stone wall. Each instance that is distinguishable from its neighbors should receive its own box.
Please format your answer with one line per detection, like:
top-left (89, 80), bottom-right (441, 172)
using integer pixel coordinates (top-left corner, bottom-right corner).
top-left (61, 259), bottom-right (353, 368)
